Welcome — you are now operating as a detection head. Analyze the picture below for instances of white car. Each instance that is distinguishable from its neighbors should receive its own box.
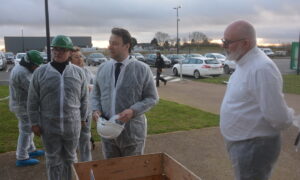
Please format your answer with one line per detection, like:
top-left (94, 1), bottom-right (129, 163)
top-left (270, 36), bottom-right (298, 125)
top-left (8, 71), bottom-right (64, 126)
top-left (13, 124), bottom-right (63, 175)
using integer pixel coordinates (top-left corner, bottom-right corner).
top-left (204, 53), bottom-right (226, 64)
top-left (14, 53), bottom-right (26, 64)
top-left (260, 48), bottom-right (274, 57)
top-left (223, 60), bottom-right (236, 74)
top-left (172, 57), bottom-right (223, 78)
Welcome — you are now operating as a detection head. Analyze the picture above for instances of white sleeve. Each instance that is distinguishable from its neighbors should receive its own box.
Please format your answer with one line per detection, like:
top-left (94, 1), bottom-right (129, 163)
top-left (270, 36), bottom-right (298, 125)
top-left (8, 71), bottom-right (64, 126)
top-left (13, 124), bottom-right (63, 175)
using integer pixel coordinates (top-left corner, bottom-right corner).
top-left (252, 64), bottom-right (294, 130)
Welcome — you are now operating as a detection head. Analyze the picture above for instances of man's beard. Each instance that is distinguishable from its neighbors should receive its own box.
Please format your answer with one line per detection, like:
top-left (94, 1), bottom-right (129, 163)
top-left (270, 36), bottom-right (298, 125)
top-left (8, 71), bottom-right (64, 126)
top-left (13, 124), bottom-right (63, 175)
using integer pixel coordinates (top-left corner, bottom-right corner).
top-left (225, 46), bottom-right (244, 61)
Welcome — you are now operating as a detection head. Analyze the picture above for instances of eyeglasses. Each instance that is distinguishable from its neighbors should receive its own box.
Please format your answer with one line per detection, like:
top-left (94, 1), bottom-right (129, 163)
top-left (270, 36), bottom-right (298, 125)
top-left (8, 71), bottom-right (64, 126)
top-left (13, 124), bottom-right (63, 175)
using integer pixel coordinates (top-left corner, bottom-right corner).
top-left (221, 38), bottom-right (245, 47)
top-left (52, 47), bottom-right (69, 52)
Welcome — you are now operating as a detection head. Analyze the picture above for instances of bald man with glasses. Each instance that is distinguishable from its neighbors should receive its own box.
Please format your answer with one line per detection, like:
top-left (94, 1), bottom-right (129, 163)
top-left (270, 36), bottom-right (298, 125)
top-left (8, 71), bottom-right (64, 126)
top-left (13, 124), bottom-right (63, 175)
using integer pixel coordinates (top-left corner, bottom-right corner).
top-left (220, 20), bottom-right (296, 180)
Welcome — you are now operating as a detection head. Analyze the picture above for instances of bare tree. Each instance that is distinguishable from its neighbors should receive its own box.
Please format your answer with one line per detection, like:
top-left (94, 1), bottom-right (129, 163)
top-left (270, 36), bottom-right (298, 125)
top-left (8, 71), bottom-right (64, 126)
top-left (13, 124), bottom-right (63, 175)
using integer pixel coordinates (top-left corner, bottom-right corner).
top-left (155, 32), bottom-right (170, 46)
top-left (190, 31), bottom-right (208, 44)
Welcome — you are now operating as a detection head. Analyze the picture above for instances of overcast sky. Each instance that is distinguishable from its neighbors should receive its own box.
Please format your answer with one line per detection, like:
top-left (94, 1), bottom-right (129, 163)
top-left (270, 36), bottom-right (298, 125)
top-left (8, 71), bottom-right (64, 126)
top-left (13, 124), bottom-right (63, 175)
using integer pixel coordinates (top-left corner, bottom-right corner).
top-left (0, 0), bottom-right (299, 49)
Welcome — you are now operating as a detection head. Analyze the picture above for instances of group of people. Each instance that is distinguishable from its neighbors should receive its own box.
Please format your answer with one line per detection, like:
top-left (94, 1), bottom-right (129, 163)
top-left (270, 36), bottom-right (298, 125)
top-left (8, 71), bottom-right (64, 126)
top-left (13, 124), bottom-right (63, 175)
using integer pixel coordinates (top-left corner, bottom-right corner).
top-left (10, 28), bottom-right (158, 180)
top-left (8, 20), bottom-right (299, 180)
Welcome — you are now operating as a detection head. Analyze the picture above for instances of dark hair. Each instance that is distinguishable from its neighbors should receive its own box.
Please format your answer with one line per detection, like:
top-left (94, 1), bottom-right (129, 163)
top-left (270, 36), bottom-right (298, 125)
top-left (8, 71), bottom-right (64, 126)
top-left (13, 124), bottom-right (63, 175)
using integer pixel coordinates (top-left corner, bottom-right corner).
top-left (111, 27), bottom-right (132, 53)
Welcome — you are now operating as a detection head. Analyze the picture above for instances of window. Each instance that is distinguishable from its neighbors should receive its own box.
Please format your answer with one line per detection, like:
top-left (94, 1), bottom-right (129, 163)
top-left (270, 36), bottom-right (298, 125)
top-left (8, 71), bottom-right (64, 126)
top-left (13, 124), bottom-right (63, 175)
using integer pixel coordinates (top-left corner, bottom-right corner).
top-left (182, 59), bottom-right (189, 64)
top-left (205, 59), bottom-right (219, 64)
top-left (189, 59), bottom-right (198, 64)
top-left (197, 59), bottom-right (203, 64)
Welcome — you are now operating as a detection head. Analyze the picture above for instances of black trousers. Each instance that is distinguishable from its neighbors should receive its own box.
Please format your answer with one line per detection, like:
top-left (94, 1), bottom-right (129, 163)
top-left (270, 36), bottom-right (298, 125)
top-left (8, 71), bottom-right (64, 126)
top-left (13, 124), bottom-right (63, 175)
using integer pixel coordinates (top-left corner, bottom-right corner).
top-left (156, 70), bottom-right (166, 87)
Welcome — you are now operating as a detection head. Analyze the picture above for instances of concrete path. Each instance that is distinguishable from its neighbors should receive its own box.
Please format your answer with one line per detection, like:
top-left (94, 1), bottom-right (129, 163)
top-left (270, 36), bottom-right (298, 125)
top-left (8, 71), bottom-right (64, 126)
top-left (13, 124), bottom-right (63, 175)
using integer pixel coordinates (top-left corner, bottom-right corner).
top-left (1, 80), bottom-right (300, 179)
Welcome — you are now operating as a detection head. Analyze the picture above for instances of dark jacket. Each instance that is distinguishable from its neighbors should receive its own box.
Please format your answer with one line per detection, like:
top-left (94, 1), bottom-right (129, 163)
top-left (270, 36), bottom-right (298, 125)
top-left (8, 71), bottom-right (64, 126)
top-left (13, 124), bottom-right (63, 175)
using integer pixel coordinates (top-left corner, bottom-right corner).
top-left (155, 56), bottom-right (165, 69)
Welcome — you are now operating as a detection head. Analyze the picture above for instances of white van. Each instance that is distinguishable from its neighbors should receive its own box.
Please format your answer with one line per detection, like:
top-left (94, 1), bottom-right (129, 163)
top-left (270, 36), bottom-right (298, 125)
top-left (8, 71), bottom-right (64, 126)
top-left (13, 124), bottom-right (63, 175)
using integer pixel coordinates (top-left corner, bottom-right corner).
top-left (260, 48), bottom-right (274, 57)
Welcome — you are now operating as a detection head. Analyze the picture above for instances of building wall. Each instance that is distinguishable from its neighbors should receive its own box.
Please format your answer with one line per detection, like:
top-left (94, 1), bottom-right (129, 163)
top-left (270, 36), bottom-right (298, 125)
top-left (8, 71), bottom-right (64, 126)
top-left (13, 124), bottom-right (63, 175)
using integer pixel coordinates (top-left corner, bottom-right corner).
top-left (4, 36), bottom-right (92, 54)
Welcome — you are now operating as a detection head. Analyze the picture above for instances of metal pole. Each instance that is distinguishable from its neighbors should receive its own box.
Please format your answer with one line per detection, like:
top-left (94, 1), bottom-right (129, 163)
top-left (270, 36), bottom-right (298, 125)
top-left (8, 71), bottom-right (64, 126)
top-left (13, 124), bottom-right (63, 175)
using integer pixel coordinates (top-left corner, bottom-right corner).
top-left (174, 6), bottom-right (182, 81)
top-left (176, 8), bottom-right (179, 55)
top-left (21, 29), bottom-right (24, 52)
top-left (45, 0), bottom-right (51, 62)
top-left (297, 32), bottom-right (300, 75)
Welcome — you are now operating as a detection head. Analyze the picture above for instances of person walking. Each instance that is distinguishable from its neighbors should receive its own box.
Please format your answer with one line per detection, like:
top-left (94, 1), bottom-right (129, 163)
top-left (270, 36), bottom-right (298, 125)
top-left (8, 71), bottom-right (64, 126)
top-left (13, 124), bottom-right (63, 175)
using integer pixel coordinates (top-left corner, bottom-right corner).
top-left (28, 35), bottom-right (88, 180)
top-left (91, 28), bottom-right (158, 159)
top-left (220, 20), bottom-right (296, 180)
top-left (9, 50), bottom-right (45, 167)
top-left (155, 52), bottom-right (167, 87)
top-left (70, 47), bottom-right (94, 162)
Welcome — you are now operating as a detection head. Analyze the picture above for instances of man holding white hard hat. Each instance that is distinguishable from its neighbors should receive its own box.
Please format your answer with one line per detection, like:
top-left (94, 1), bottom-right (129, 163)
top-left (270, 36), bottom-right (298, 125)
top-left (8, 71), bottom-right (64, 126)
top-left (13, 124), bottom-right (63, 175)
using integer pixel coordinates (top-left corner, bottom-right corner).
top-left (91, 28), bottom-right (158, 159)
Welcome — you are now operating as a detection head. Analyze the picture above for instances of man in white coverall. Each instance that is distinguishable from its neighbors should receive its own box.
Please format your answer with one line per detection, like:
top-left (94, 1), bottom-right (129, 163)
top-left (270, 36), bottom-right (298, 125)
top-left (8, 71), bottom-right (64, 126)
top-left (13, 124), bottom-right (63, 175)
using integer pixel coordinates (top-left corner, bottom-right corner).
top-left (28, 35), bottom-right (88, 180)
top-left (91, 28), bottom-right (158, 159)
top-left (9, 50), bottom-right (45, 167)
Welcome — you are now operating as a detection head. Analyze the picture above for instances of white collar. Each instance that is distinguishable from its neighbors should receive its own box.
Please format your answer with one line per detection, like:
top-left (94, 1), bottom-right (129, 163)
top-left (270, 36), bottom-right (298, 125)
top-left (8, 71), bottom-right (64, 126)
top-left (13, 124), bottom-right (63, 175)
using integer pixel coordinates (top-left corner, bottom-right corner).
top-left (112, 56), bottom-right (130, 66)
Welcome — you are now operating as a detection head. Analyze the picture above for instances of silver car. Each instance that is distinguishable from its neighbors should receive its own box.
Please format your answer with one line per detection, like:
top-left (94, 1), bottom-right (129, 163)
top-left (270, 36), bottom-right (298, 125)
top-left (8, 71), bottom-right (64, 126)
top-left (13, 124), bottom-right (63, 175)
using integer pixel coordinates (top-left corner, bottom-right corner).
top-left (0, 51), bottom-right (7, 71)
top-left (86, 53), bottom-right (108, 66)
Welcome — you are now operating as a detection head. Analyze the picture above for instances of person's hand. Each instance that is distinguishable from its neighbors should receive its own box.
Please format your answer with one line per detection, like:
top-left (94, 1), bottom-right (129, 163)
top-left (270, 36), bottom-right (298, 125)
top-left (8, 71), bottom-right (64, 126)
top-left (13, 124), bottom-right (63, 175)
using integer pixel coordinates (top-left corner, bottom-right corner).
top-left (92, 110), bottom-right (101, 122)
top-left (118, 109), bottom-right (134, 123)
top-left (32, 125), bottom-right (42, 137)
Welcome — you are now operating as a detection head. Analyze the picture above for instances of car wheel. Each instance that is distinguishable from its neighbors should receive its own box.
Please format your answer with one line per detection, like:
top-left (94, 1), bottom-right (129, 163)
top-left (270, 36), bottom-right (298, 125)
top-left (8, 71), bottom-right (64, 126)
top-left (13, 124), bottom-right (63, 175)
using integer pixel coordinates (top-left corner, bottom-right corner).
top-left (194, 70), bottom-right (200, 79)
top-left (224, 65), bottom-right (230, 74)
top-left (173, 68), bottom-right (178, 76)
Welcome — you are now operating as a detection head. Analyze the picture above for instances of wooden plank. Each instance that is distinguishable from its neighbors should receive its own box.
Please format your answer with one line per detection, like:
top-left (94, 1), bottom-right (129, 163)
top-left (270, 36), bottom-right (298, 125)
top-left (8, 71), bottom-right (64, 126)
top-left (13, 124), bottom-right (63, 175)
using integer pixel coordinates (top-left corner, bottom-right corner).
top-left (129, 174), bottom-right (169, 180)
top-left (163, 153), bottom-right (201, 180)
top-left (73, 153), bottom-right (163, 180)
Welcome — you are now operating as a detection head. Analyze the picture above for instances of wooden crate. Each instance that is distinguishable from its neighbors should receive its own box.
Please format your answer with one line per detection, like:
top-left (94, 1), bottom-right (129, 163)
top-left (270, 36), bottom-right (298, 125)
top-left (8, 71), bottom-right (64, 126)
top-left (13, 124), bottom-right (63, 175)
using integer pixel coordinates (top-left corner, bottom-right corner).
top-left (72, 153), bottom-right (201, 180)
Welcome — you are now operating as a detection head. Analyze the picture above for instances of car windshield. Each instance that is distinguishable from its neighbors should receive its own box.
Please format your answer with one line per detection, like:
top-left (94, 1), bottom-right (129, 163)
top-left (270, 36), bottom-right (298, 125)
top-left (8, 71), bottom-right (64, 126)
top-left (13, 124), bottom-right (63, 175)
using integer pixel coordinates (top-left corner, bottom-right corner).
top-left (40, 53), bottom-right (47, 58)
top-left (133, 53), bottom-right (142, 56)
top-left (175, 55), bottom-right (185, 59)
top-left (215, 54), bottom-right (225, 58)
top-left (5, 53), bottom-right (14, 57)
top-left (190, 54), bottom-right (203, 58)
top-left (17, 54), bottom-right (26, 58)
top-left (91, 53), bottom-right (105, 58)
top-left (205, 59), bottom-right (220, 64)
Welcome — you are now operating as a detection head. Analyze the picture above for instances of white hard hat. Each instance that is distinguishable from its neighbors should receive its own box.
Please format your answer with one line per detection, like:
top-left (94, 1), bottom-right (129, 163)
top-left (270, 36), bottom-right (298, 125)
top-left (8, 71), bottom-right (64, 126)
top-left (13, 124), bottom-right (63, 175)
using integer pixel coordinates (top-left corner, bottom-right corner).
top-left (97, 115), bottom-right (124, 139)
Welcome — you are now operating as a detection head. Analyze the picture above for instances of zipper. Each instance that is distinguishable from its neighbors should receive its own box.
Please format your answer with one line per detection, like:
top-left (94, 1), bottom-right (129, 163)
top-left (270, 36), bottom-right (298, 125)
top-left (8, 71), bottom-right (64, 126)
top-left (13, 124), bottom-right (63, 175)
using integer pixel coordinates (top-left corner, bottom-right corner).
top-left (60, 69), bottom-right (65, 133)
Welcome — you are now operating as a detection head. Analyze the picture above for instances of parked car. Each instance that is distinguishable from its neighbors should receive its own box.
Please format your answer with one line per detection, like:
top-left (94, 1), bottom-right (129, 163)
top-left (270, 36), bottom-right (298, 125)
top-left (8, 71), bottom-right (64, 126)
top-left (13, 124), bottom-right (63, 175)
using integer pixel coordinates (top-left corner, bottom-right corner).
top-left (144, 54), bottom-right (172, 67)
top-left (0, 51), bottom-right (8, 71)
top-left (14, 53), bottom-right (26, 64)
top-left (86, 53), bottom-right (107, 66)
top-left (166, 54), bottom-right (185, 65)
top-left (40, 52), bottom-right (49, 63)
top-left (223, 59), bottom-right (236, 74)
top-left (275, 50), bottom-right (287, 56)
top-left (204, 53), bottom-right (226, 64)
top-left (260, 48), bottom-right (274, 57)
top-left (184, 53), bottom-right (204, 59)
top-left (131, 53), bottom-right (145, 62)
top-left (4, 52), bottom-right (14, 64)
top-left (172, 57), bottom-right (223, 78)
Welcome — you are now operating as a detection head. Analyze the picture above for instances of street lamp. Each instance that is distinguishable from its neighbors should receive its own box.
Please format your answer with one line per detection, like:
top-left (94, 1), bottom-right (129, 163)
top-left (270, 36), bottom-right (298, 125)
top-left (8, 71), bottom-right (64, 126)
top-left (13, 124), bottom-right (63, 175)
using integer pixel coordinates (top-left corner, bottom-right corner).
top-left (173, 5), bottom-right (182, 80)
top-left (173, 5), bottom-right (181, 54)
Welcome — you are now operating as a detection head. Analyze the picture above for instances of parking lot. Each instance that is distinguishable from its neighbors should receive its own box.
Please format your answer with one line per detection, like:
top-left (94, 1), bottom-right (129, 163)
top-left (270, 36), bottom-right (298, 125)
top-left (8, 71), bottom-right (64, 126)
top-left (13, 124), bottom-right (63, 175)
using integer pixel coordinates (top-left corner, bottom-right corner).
top-left (0, 57), bottom-right (296, 86)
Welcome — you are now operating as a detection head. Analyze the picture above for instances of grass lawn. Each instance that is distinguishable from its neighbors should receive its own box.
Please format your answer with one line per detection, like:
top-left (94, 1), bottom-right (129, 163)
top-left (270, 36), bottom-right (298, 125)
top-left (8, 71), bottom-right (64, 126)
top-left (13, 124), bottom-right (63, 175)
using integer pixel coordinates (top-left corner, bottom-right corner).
top-left (195, 74), bottom-right (300, 95)
top-left (0, 85), bottom-right (219, 153)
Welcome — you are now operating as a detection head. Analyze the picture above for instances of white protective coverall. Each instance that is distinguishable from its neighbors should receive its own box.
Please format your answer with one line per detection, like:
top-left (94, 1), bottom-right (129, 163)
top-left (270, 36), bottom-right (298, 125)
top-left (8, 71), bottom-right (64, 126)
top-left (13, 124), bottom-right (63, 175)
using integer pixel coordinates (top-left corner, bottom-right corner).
top-left (91, 57), bottom-right (158, 159)
top-left (78, 67), bottom-right (94, 162)
top-left (28, 63), bottom-right (88, 180)
top-left (9, 64), bottom-right (36, 160)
